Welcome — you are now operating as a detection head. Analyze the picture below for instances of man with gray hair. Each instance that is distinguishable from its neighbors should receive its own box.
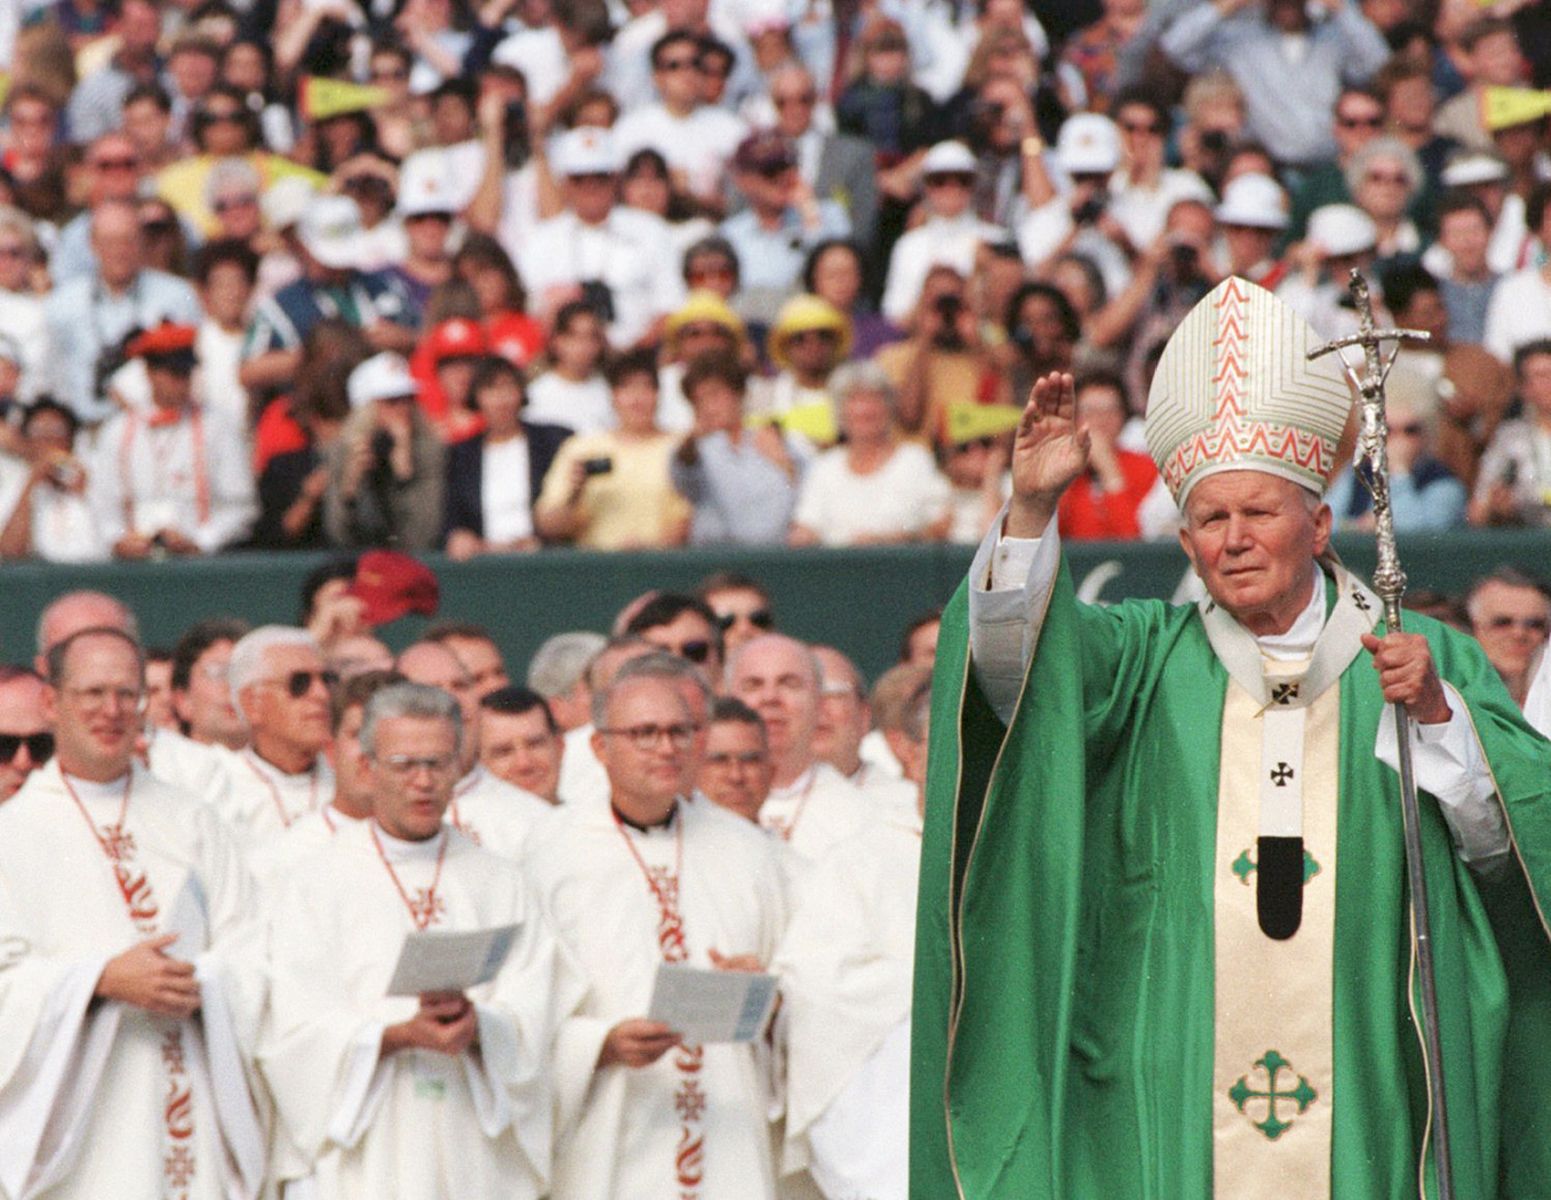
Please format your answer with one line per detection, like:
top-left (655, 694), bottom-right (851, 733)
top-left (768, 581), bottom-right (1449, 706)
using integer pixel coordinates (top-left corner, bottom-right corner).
top-left (34, 589), bottom-right (235, 805)
top-left (527, 631), bottom-right (608, 731)
top-left (260, 680), bottom-right (585, 1197)
top-left (726, 633), bottom-right (871, 861)
top-left (220, 625), bottom-right (335, 846)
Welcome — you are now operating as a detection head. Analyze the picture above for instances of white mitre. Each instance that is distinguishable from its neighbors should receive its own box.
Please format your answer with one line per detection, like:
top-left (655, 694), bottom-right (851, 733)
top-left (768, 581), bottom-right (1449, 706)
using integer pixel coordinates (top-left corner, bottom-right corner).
top-left (1144, 276), bottom-right (1354, 507)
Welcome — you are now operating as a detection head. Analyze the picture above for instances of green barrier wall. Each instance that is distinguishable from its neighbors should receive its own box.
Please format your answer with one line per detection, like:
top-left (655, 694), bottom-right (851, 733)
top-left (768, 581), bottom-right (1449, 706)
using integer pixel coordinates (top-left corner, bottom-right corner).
top-left (2, 529), bottom-right (1548, 680)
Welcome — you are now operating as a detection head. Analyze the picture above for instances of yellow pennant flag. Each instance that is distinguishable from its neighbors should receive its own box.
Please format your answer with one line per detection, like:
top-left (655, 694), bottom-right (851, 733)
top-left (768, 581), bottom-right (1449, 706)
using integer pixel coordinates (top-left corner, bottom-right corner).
top-left (300, 76), bottom-right (393, 121)
top-left (1480, 86), bottom-right (1551, 133)
top-left (0, 72), bottom-right (10, 110)
top-left (748, 401), bottom-right (838, 445)
top-left (945, 402), bottom-right (1022, 445)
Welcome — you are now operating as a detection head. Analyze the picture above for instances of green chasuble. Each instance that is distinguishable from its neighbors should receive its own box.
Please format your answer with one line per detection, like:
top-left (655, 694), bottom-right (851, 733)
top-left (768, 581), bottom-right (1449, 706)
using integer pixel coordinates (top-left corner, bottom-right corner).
top-left (911, 555), bottom-right (1551, 1199)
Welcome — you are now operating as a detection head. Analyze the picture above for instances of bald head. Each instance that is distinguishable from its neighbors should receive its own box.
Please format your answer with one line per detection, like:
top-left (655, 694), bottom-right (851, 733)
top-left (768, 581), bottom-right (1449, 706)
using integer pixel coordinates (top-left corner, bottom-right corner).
top-left (36, 591), bottom-right (138, 671)
top-left (726, 634), bottom-right (823, 784)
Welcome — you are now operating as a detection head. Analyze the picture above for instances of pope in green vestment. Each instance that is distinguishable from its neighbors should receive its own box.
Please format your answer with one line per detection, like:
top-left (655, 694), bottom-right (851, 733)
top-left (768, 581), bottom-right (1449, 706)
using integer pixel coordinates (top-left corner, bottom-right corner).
top-left (910, 281), bottom-right (1551, 1200)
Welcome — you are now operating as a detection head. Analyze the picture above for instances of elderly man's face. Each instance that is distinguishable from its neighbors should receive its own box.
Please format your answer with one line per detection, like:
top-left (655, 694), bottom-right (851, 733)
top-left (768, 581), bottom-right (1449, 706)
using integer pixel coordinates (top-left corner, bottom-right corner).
top-left (1179, 472), bottom-right (1331, 637)
top-left (728, 637), bottom-right (820, 763)
top-left (1470, 581), bottom-right (1550, 681)
top-left (367, 715), bottom-right (459, 841)
top-left (243, 643), bottom-right (333, 756)
top-left (812, 648), bottom-right (868, 767)
top-left (699, 719), bottom-right (773, 822)
top-left (0, 674), bottom-right (50, 802)
top-left (480, 706), bottom-right (563, 803)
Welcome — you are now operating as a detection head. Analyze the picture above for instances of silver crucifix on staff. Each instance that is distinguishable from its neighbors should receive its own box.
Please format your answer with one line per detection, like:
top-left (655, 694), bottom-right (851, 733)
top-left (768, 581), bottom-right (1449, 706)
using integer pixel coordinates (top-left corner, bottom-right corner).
top-left (1308, 268), bottom-right (1454, 1200)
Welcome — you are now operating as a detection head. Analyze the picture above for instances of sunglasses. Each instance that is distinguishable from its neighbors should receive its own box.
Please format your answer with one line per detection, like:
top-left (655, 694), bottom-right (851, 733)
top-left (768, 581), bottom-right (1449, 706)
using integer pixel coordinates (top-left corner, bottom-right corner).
top-left (0, 732), bottom-right (52, 763)
top-left (264, 669), bottom-right (339, 698)
top-left (675, 640), bottom-right (714, 664)
top-left (716, 609), bottom-right (774, 631)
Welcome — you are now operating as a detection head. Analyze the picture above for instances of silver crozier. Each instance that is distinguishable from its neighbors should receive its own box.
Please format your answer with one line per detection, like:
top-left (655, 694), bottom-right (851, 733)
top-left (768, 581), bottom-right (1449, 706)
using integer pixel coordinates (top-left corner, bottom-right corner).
top-left (1307, 268), bottom-right (1452, 1200)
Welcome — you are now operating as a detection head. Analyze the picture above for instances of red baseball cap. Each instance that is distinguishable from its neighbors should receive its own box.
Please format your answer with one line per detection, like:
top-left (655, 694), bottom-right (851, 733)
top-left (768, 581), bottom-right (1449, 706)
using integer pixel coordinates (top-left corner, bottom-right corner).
top-left (126, 323), bottom-right (198, 358)
top-left (423, 318), bottom-right (489, 364)
top-left (347, 550), bottom-right (440, 626)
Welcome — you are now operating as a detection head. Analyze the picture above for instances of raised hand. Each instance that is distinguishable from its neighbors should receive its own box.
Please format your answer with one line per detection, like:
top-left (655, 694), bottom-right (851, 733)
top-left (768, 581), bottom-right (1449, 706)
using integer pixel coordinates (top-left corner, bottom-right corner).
top-left (1006, 371), bottom-right (1090, 538)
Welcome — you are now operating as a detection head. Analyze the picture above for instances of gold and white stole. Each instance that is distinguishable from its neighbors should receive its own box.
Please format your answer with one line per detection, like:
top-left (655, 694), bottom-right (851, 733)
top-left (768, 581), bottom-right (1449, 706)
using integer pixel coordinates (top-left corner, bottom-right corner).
top-left (1203, 565), bottom-right (1379, 1199)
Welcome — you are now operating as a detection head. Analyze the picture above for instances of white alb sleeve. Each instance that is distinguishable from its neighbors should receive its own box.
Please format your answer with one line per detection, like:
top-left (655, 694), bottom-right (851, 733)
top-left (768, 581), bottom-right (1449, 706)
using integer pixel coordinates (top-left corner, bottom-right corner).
top-left (967, 507), bottom-right (1061, 725)
top-left (1374, 682), bottom-right (1511, 865)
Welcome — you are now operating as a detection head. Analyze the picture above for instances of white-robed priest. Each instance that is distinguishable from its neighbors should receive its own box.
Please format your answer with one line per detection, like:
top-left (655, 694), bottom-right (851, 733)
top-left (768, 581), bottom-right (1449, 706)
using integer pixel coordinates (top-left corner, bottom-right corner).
top-left (0, 625), bottom-right (266, 1200)
top-left (257, 682), bottom-right (584, 1199)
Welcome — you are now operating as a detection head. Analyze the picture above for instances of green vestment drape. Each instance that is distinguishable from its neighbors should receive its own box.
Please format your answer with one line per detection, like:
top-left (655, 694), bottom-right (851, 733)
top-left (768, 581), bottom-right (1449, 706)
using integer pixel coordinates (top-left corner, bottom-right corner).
top-left (911, 557), bottom-right (1551, 1198)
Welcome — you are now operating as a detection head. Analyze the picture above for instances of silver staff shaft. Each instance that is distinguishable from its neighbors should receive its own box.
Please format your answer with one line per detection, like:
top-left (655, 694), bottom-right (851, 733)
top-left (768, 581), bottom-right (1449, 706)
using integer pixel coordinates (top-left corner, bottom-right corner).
top-left (1308, 269), bottom-right (1453, 1200)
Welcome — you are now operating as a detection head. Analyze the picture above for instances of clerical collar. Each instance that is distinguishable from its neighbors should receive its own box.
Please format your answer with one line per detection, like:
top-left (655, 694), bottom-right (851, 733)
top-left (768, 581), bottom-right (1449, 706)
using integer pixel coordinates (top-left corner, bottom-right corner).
top-left (371, 821), bottom-right (446, 861)
top-left (62, 768), bottom-right (132, 800)
top-left (611, 799), bottom-right (679, 833)
top-left (1255, 570), bottom-right (1327, 662)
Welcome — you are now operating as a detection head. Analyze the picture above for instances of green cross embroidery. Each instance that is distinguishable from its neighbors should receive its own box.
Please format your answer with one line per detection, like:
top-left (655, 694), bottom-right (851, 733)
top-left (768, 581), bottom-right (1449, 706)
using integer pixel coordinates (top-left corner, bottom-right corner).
top-left (1231, 848), bottom-right (1321, 885)
top-left (1228, 1050), bottom-right (1317, 1140)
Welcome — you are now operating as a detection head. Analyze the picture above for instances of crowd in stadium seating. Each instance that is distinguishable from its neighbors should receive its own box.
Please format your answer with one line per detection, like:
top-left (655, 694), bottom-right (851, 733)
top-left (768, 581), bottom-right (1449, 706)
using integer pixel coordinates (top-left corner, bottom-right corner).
top-left (0, 0), bottom-right (1547, 562)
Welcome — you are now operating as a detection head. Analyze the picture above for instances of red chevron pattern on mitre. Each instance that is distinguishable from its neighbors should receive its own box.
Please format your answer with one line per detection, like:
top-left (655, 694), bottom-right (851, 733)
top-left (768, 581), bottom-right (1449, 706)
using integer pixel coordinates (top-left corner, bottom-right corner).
top-left (1161, 420), bottom-right (1332, 495)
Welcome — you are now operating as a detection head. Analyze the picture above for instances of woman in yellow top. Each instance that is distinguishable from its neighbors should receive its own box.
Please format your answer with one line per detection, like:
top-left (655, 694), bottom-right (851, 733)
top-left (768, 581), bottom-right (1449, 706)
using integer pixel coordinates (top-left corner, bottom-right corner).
top-left (534, 349), bottom-right (691, 550)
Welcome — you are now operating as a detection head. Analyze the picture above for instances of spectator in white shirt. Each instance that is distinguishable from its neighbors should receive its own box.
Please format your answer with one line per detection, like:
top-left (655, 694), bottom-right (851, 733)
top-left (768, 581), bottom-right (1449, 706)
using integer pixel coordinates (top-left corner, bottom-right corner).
top-left (524, 300), bottom-right (615, 434)
top-left (88, 323), bottom-right (257, 558)
top-left (613, 30), bottom-right (747, 211)
top-left (518, 127), bottom-right (684, 349)
top-left (1484, 182), bottom-right (1551, 365)
top-left (0, 398), bottom-right (109, 562)
top-left (881, 140), bottom-right (1004, 324)
top-left (789, 361), bottom-right (951, 546)
top-left (193, 238), bottom-right (258, 430)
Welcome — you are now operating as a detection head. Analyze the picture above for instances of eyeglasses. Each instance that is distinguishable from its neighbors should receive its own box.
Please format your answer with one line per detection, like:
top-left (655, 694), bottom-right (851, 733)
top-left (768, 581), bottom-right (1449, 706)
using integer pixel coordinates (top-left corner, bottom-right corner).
top-left (1365, 171), bottom-right (1409, 185)
top-left (656, 56), bottom-right (700, 72)
top-left (0, 732), bottom-right (53, 763)
top-left (261, 669), bottom-right (339, 698)
top-left (63, 685), bottom-right (146, 713)
top-left (1337, 114), bottom-right (1383, 129)
top-left (376, 753), bottom-right (458, 777)
top-left (600, 722), bottom-right (696, 749)
top-left (1486, 615), bottom-right (1550, 633)
top-left (715, 609), bottom-right (774, 631)
top-left (92, 156), bottom-right (139, 171)
top-left (925, 173), bottom-right (975, 188)
top-left (705, 749), bottom-right (767, 767)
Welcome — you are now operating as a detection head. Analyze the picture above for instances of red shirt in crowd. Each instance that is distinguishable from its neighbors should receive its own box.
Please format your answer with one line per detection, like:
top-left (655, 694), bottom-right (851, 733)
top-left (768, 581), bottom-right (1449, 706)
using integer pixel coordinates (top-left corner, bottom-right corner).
top-left (1057, 449), bottom-right (1158, 540)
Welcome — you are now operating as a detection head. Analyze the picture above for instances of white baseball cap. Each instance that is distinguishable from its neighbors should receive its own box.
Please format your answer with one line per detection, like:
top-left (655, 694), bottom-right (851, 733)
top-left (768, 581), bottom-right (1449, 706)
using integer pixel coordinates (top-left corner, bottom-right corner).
top-left (1215, 173), bottom-right (1289, 230)
top-left (261, 175), bottom-right (318, 232)
top-left (297, 194), bottom-right (364, 270)
top-left (921, 140), bottom-right (978, 176)
top-left (1055, 113), bottom-right (1121, 176)
top-left (1440, 150), bottom-right (1510, 188)
top-left (552, 127), bottom-right (622, 177)
top-left (397, 155), bottom-right (456, 218)
top-left (1307, 203), bottom-right (1377, 257)
top-left (348, 352), bottom-right (418, 408)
